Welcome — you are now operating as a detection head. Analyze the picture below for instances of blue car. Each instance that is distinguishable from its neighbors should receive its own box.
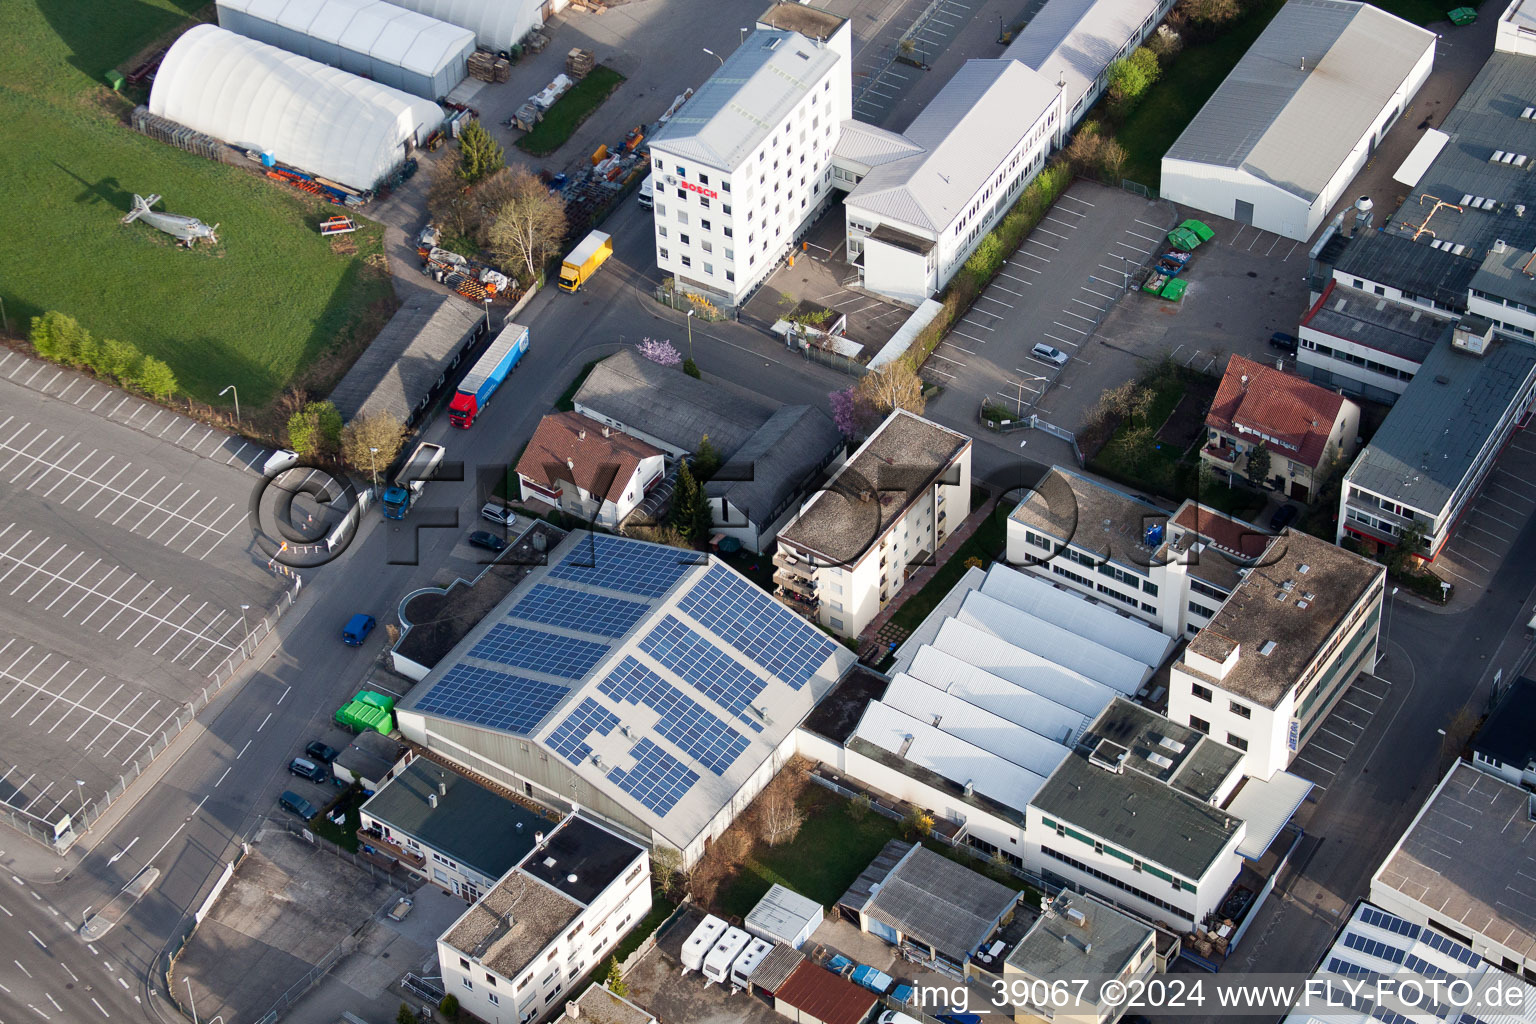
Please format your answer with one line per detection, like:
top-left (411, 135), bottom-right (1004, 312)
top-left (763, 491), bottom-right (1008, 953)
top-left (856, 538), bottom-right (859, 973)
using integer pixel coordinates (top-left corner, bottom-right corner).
top-left (937, 1014), bottom-right (982, 1024)
top-left (342, 613), bottom-right (376, 646)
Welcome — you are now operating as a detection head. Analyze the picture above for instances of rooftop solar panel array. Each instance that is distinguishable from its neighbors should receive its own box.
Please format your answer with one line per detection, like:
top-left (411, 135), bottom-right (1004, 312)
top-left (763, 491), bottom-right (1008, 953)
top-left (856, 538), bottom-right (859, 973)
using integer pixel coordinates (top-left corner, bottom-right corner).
top-left (509, 584), bottom-right (650, 639)
top-left (607, 738), bottom-right (699, 815)
top-left (640, 616), bottom-right (767, 732)
top-left (470, 623), bottom-right (611, 679)
top-left (413, 665), bottom-right (570, 734)
top-left (599, 657), bottom-right (748, 776)
top-left (546, 697), bottom-right (621, 765)
top-left (547, 534), bottom-right (700, 598)
top-left (1420, 929), bottom-right (1481, 967)
top-left (679, 565), bottom-right (837, 688)
top-left (1359, 907), bottom-right (1421, 940)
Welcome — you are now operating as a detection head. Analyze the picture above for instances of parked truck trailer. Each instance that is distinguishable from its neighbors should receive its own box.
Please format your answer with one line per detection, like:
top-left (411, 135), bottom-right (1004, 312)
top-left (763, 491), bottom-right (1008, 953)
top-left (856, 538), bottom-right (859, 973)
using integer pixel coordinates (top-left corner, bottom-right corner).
top-left (382, 441), bottom-right (446, 519)
top-left (448, 323), bottom-right (529, 428)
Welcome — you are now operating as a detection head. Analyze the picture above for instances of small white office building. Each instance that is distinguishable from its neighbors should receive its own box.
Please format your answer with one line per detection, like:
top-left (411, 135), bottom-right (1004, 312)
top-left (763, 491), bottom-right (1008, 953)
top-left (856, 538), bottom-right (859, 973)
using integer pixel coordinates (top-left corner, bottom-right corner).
top-left (833, 59), bottom-right (1062, 305)
top-left (648, 4), bottom-right (851, 309)
top-left (1161, 0), bottom-right (1434, 241)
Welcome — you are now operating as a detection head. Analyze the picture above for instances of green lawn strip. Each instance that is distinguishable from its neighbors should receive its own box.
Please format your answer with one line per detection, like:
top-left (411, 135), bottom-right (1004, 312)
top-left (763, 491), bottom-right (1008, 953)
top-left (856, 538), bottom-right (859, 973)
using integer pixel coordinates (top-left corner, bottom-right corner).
top-left (556, 360), bottom-right (599, 411)
top-left (1114, 0), bottom-right (1287, 189)
top-left (516, 66), bottom-right (626, 157)
top-left (308, 785), bottom-right (364, 852)
top-left (0, 0), bottom-right (205, 102)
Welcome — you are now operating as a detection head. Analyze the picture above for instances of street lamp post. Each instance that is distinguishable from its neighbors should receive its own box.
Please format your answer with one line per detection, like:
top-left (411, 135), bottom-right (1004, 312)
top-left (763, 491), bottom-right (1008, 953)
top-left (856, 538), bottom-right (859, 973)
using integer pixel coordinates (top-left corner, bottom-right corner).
top-left (75, 779), bottom-right (85, 811)
top-left (240, 604), bottom-right (250, 657)
top-left (1381, 586), bottom-right (1399, 667)
top-left (702, 47), bottom-right (725, 66)
top-left (483, 295), bottom-right (493, 332)
top-left (368, 446), bottom-right (380, 492)
top-left (686, 308), bottom-right (696, 361)
top-left (1012, 373), bottom-right (1049, 417)
top-left (218, 385), bottom-right (239, 424)
top-left (740, 26), bottom-right (749, 44)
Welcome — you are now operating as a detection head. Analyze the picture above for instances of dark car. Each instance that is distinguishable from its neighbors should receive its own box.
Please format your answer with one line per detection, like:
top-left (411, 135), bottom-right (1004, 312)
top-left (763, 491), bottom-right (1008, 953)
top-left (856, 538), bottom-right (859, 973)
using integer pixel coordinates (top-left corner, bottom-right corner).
top-left (468, 530), bottom-right (507, 552)
top-left (305, 741), bottom-right (339, 765)
top-left (1269, 331), bottom-right (1298, 354)
top-left (1270, 503), bottom-right (1300, 531)
top-left (279, 791), bottom-right (318, 820)
top-left (288, 756), bottom-right (330, 783)
top-left (342, 613), bottom-right (375, 646)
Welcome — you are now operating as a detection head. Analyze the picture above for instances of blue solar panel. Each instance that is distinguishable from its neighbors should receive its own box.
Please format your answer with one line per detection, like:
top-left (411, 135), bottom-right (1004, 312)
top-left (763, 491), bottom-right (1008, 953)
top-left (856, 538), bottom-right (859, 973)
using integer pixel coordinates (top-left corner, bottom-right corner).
top-left (509, 584), bottom-right (650, 639)
top-left (679, 565), bottom-right (837, 688)
top-left (1343, 931), bottom-right (1407, 965)
top-left (641, 616), bottom-right (766, 732)
top-left (546, 697), bottom-right (621, 765)
top-left (470, 623), bottom-right (610, 679)
top-left (599, 657), bottom-right (748, 776)
top-left (1421, 929), bottom-right (1480, 966)
top-left (607, 738), bottom-right (699, 816)
top-left (414, 665), bottom-right (569, 734)
top-left (1360, 907), bottom-right (1421, 940)
top-left (547, 534), bottom-right (700, 598)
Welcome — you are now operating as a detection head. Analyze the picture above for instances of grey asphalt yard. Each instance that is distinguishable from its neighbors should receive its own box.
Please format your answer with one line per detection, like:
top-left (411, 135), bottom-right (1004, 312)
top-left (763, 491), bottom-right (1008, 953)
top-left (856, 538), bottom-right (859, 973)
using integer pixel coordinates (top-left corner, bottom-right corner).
top-left (0, 359), bottom-right (289, 836)
top-left (923, 182), bottom-right (1174, 428)
top-left (1429, 431), bottom-right (1536, 599)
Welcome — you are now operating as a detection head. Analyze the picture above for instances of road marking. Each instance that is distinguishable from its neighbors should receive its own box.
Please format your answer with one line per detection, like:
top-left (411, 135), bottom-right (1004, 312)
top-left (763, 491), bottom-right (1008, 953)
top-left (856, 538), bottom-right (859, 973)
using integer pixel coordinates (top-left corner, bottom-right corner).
top-left (237, 740), bottom-right (251, 759)
top-left (1036, 227), bottom-right (1071, 240)
top-left (15, 959), bottom-right (32, 977)
top-left (1063, 309), bottom-right (1097, 323)
top-left (1060, 193), bottom-right (1094, 207)
top-left (978, 295), bottom-right (1014, 309)
top-left (1083, 285), bottom-right (1118, 302)
top-left (46, 993), bottom-right (61, 1012)
top-left (0, 903), bottom-right (9, 915)
top-left (1304, 743), bottom-right (1349, 761)
top-left (118, 978), bottom-right (128, 990)
top-left (215, 766), bottom-right (232, 787)
top-left (278, 685), bottom-right (290, 705)
top-left (257, 712), bottom-right (271, 732)
top-left (951, 329), bottom-right (988, 345)
top-left (1024, 238), bottom-right (1060, 252)
top-left (1052, 321), bottom-right (1089, 335)
top-left (92, 996), bottom-right (110, 1017)
top-left (1071, 298), bottom-right (1106, 311)
top-left (1319, 725), bottom-right (1357, 745)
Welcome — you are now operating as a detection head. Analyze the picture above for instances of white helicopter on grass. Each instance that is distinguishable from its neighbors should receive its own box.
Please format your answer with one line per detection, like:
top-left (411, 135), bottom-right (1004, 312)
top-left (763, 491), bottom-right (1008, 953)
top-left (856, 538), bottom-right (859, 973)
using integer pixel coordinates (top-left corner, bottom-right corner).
top-left (120, 193), bottom-right (219, 247)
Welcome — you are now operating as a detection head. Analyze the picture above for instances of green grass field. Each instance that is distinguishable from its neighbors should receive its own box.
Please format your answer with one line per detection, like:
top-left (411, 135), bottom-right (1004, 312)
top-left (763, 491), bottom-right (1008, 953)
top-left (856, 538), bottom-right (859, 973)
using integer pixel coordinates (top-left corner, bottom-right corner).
top-left (517, 66), bottom-right (626, 157)
top-left (0, 0), bottom-right (395, 412)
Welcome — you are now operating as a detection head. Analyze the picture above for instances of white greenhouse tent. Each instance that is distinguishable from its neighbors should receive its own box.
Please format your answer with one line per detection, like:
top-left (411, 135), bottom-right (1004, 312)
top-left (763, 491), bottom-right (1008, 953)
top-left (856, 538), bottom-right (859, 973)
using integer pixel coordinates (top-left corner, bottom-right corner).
top-left (150, 25), bottom-right (443, 190)
top-left (384, 0), bottom-right (551, 52)
top-left (216, 0), bottom-right (475, 99)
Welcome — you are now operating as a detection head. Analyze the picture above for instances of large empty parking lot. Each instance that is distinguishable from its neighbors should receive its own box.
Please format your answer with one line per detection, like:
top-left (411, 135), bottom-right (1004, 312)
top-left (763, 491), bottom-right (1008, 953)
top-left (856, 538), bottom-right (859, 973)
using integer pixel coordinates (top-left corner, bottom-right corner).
top-left (0, 358), bottom-right (290, 837)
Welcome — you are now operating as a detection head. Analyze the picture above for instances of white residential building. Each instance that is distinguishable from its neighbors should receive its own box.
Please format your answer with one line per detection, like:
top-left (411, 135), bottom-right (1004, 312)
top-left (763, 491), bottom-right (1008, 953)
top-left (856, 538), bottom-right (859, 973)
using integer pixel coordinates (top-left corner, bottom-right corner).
top-left (1006, 467), bottom-right (1270, 639)
top-left (438, 816), bottom-right (651, 1024)
top-left (1169, 529), bottom-right (1385, 780)
top-left (832, 59), bottom-right (1062, 304)
top-left (1371, 761), bottom-right (1536, 980)
top-left (773, 409), bottom-right (971, 637)
top-left (513, 411), bottom-right (666, 530)
top-left (647, 3), bottom-right (851, 309)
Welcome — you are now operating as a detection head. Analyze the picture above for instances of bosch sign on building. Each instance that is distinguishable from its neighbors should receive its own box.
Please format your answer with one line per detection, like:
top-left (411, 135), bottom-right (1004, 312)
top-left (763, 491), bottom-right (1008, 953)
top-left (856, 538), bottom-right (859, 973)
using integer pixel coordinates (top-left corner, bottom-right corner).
top-left (647, 3), bottom-right (851, 310)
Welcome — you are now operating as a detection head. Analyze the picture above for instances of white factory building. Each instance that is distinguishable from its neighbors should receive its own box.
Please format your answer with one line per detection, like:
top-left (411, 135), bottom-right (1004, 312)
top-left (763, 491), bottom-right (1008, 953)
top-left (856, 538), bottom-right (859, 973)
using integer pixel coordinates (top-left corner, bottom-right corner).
top-left (647, 4), bottom-right (852, 309)
top-left (831, 59), bottom-right (1062, 305)
top-left (1160, 0), bottom-right (1434, 242)
top-left (386, 0), bottom-right (557, 53)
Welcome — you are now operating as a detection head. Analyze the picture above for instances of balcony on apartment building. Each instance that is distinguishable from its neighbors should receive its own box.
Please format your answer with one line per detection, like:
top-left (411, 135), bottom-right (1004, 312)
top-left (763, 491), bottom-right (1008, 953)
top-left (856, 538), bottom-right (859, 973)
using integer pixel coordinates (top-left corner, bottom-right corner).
top-left (775, 585), bottom-right (820, 619)
top-left (772, 548), bottom-right (816, 580)
top-left (774, 567), bottom-right (818, 599)
top-left (357, 827), bottom-right (427, 870)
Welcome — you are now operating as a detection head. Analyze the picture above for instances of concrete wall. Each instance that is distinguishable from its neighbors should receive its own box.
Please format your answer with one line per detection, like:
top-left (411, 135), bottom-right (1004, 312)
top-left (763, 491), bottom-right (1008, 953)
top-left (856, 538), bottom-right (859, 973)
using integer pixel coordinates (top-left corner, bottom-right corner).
top-left (841, 744), bottom-right (1026, 855)
top-left (862, 237), bottom-right (932, 307)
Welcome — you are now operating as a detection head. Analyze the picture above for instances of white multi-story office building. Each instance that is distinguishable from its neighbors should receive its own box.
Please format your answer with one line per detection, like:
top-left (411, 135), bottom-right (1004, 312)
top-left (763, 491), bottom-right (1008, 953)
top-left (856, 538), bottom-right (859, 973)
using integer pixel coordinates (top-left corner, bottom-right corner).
top-left (831, 59), bottom-right (1061, 304)
top-left (647, 3), bottom-right (850, 310)
top-left (438, 815), bottom-right (651, 1024)
top-left (773, 409), bottom-right (971, 637)
top-left (1168, 529), bottom-right (1385, 781)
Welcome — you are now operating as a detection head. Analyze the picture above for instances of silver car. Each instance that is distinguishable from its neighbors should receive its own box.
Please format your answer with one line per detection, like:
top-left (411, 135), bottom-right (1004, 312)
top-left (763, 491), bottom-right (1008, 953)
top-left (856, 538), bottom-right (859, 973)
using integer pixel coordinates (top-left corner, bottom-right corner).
top-left (1031, 343), bottom-right (1069, 366)
top-left (480, 502), bottom-right (517, 527)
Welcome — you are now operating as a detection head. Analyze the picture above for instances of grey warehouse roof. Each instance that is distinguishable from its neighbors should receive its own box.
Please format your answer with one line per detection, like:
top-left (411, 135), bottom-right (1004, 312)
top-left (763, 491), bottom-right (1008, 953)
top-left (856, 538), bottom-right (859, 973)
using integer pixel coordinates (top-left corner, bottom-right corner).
top-left (1332, 230), bottom-right (1475, 313)
top-left (330, 294), bottom-right (484, 423)
top-left (649, 27), bottom-right (841, 170)
top-left (1470, 675), bottom-right (1536, 771)
top-left (1165, 0), bottom-right (1434, 202)
top-left (1302, 281), bottom-right (1452, 363)
top-left (843, 59), bottom-right (1060, 234)
top-left (359, 758), bottom-right (545, 879)
top-left (1343, 334), bottom-right (1536, 513)
top-left (862, 845), bottom-right (1017, 961)
top-left (1366, 51), bottom-right (1536, 307)
top-left (1003, 0), bottom-right (1166, 116)
top-left (706, 404), bottom-right (844, 528)
top-left (1373, 762), bottom-right (1536, 966)
top-left (574, 349), bottom-right (778, 457)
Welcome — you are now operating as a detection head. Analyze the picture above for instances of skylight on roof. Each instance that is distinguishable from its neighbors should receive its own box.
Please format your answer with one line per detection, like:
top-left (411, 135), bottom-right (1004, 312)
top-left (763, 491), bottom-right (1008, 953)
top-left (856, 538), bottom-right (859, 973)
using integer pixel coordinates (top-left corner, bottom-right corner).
top-left (1259, 640), bottom-right (1278, 656)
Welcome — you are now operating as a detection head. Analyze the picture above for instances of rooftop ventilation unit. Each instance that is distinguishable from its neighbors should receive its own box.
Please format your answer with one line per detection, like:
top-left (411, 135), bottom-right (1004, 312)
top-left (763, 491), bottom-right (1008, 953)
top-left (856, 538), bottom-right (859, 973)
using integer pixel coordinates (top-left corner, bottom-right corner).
top-left (1066, 907), bottom-right (1088, 926)
top-left (1296, 599), bottom-right (1310, 609)
top-left (1145, 751), bottom-right (1175, 769)
top-left (1523, 107), bottom-right (1536, 120)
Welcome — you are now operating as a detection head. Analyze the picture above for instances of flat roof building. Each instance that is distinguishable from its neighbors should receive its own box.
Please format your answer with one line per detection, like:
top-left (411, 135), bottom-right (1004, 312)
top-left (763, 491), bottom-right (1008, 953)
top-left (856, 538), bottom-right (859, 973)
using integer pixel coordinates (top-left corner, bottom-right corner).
top-left (1161, 0), bottom-right (1434, 241)
top-left (1470, 676), bottom-right (1536, 787)
top-left (857, 844), bottom-right (1018, 966)
top-left (746, 884), bottom-right (824, 950)
top-left (1170, 528), bottom-right (1385, 780)
top-left (648, 4), bottom-right (851, 309)
top-left (1005, 891), bottom-right (1158, 1024)
top-left (395, 530), bottom-right (856, 867)
top-left (1370, 761), bottom-right (1536, 979)
top-left (438, 815), bottom-right (651, 1024)
top-left (1298, 279), bottom-right (1452, 403)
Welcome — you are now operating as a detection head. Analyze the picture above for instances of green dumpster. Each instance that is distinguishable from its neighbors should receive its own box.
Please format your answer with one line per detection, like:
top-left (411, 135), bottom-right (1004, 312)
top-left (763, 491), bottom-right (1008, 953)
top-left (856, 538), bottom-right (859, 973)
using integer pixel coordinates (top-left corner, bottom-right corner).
top-left (105, 69), bottom-right (125, 92)
top-left (1447, 7), bottom-right (1476, 24)
top-left (1160, 278), bottom-right (1188, 302)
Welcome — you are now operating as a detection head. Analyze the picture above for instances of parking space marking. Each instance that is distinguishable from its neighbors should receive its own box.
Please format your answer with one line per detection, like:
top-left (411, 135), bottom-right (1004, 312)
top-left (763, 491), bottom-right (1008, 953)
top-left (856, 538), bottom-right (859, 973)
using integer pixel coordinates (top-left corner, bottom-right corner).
top-left (1134, 219), bottom-right (1164, 231)
top-left (1043, 332), bottom-right (1073, 346)
top-left (1083, 285), bottom-right (1119, 301)
top-left (1072, 298), bottom-right (1107, 311)
top-left (0, 424), bottom-right (241, 559)
top-left (1446, 544), bottom-right (1493, 571)
top-left (1024, 238), bottom-right (1061, 252)
top-left (952, 329), bottom-right (989, 345)
top-left (1478, 491), bottom-right (1529, 516)
top-left (1111, 239), bottom-right (1153, 255)
top-left (1052, 321), bottom-right (1089, 335)
top-left (1125, 229), bottom-right (1161, 244)
top-left (930, 351), bottom-right (966, 366)
top-left (1036, 227), bottom-right (1071, 241)
top-left (991, 283), bottom-right (1026, 297)
top-left (1060, 194), bottom-right (1094, 207)
top-left (979, 295), bottom-right (1014, 309)
top-left (1047, 212), bottom-right (1083, 225)
top-left (1063, 309), bottom-right (1097, 323)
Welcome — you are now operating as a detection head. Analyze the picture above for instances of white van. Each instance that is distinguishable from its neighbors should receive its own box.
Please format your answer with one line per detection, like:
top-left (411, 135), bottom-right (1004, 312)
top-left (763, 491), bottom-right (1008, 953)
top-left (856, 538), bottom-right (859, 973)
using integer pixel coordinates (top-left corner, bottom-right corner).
top-left (638, 174), bottom-right (654, 209)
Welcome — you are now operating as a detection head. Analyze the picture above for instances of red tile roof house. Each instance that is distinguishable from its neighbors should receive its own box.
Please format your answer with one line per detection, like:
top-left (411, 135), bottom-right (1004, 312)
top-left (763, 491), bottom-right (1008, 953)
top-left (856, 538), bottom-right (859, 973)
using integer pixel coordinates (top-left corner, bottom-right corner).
top-left (1201, 355), bottom-right (1361, 503)
top-left (515, 412), bottom-right (667, 529)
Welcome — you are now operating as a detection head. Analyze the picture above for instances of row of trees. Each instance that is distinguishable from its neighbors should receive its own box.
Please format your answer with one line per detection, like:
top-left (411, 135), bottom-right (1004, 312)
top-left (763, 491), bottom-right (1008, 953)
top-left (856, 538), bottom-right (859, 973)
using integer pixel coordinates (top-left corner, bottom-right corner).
top-left (29, 311), bottom-right (178, 400)
top-left (428, 153), bottom-right (569, 283)
top-left (280, 395), bottom-right (410, 474)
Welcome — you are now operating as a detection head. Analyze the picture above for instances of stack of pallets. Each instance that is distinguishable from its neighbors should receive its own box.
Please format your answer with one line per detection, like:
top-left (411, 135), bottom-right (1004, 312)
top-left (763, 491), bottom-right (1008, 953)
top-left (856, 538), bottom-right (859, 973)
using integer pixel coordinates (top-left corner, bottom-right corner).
top-left (565, 48), bottom-right (595, 79)
top-left (467, 50), bottom-right (510, 82)
top-left (131, 107), bottom-right (220, 160)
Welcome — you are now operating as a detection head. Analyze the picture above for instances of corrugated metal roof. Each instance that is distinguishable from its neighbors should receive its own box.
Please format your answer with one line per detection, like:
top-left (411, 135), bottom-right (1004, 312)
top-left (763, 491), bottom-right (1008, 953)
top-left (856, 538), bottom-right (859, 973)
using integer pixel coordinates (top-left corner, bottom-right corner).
top-left (978, 563), bottom-right (1172, 667)
top-left (907, 645), bottom-right (1093, 747)
top-left (1344, 335), bottom-right (1536, 513)
top-left (862, 845), bottom-right (1016, 961)
top-left (832, 118), bottom-right (922, 168)
top-left (844, 59), bottom-right (1059, 233)
top-left (650, 29), bottom-right (840, 170)
top-left (1228, 771), bottom-right (1312, 860)
top-left (705, 405), bottom-right (843, 530)
top-left (927, 619), bottom-right (1117, 718)
top-left (1165, 0), bottom-right (1434, 202)
top-left (879, 673), bottom-right (1072, 776)
top-left (956, 592), bottom-right (1150, 695)
top-left (329, 293), bottom-right (484, 422)
top-left (852, 701), bottom-right (1046, 810)
top-left (1003, 0), bottom-right (1163, 116)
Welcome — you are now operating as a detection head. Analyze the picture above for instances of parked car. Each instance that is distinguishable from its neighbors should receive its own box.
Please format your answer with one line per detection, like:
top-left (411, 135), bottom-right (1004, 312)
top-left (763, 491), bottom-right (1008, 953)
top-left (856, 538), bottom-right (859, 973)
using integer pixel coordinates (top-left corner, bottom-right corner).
top-left (1270, 503), bottom-right (1300, 531)
top-left (262, 449), bottom-right (298, 476)
top-left (879, 1013), bottom-right (921, 1024)
top-left (279, 791), bottom-right (318, 820)
top-left (480, 502), bottom-right (517, 527)
top-left (289, 756), bottom-right (329, 783)
top-left (305, 741), bottom-right (339, 765)
top-left (342, 613), bottom-right (375, 646)
top-left (468, 530), bottom-right (507, 552)
top-left (1269, 331), bottom-right (1299, 354)
top-left (387, 898), bottom-right (414, 921)
top-left (1031, 342), bottom-right (1069, 367)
